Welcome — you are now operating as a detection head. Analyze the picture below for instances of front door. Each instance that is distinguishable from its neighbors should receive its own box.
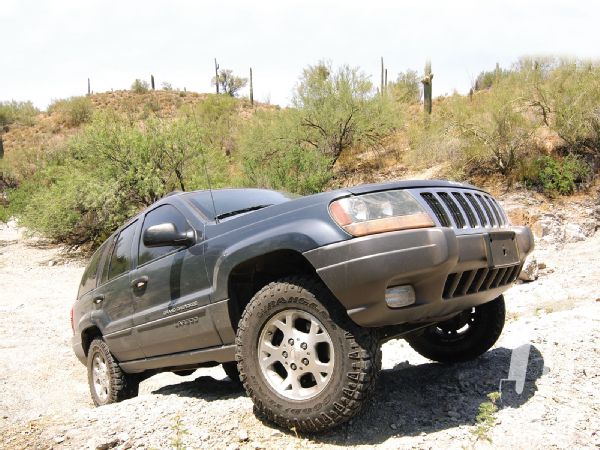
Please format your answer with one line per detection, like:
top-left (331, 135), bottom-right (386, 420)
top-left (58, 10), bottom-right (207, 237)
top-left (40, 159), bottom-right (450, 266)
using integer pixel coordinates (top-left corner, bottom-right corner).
top-left (131, 204), bottom-right (222, 358)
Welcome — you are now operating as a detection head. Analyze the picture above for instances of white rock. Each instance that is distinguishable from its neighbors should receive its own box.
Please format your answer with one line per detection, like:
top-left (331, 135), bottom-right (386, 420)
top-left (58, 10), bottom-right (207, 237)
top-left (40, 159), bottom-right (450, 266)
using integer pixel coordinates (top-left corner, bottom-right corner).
top-left (564, 223), bottom-right (586, 243)
top-left (519, 255), bottom-right (539, 281)
top-left (238, 429), bottom-right (249, 442)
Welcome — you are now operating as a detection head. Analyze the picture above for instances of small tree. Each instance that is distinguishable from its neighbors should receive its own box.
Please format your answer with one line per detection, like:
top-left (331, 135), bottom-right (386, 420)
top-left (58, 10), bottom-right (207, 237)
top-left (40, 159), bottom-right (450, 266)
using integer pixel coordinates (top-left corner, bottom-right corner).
top-left (293, 61), bottom-right (398, 166)
top-left (211, 69), bottom-right (248, 97)
top-left (389, 69), bottom-right (421, 103)
top-left (131, 79), bottom-right (150, 93)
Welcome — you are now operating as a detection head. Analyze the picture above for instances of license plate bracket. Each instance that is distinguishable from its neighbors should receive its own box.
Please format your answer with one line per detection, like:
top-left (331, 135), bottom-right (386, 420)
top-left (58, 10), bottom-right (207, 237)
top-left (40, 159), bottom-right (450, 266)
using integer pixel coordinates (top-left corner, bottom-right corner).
top-left (487, 231), bottom-right (519, 268)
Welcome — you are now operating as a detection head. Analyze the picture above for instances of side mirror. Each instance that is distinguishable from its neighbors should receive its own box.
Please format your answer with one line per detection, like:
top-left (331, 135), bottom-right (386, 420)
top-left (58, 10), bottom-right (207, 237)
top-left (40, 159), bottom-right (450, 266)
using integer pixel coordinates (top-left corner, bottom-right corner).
top-left (142, 223), bottom-right (195, 248)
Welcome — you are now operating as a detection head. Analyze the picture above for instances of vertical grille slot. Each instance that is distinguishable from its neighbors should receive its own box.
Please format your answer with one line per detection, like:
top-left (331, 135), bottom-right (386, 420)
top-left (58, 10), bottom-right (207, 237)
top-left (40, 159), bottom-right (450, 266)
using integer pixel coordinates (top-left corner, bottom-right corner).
top-left (492, 268), bottom-right (508, 288)
top-left (421, 193), bottom-right (451, 227)
top-left (482, 269), bottom-right (500, 290)
top-left (476, 194), bottom-right (496, 227)
top-left (452, 192), bottom-right (478, 227)
top-left (469, 268), bottom-right (489, 293)
top-left (438, 192), bottom-right (466, 228)
top-left (443, 272), bottom-right (462, 298)
top-left (490, 197), bottom-right (508, 226)
top-left (465, 193), bottom-right (487, 227)
top-left (484, 196), bottom-right (503, 226)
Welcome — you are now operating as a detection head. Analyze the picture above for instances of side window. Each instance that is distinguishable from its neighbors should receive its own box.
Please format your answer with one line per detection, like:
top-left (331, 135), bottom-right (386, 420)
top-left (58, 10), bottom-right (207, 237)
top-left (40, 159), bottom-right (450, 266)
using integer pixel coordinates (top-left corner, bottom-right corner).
top-left (107, 221), bottom-right (137, 280)
top-left (78, 242), bottom-right (105, 297)
top-left (99, 236), bottom-right (115, 285)
top-left (138, 205), bottom-right (191, 266)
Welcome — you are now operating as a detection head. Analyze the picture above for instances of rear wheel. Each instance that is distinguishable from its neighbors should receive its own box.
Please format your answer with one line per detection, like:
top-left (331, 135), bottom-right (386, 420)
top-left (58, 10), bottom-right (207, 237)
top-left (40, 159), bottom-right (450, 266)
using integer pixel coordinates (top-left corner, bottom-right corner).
top-left (236, 276), bottom-right (380, 433)
top-left (87, 339), bottom-right (139, 406)
top-left (405, 295), bottom-right (506, 363)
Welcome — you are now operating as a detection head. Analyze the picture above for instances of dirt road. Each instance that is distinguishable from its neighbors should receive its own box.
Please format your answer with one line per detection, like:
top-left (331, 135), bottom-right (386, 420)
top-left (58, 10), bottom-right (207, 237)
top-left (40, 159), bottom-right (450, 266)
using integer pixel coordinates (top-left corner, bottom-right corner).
top-left (1, 220), bottom-right (599, 450)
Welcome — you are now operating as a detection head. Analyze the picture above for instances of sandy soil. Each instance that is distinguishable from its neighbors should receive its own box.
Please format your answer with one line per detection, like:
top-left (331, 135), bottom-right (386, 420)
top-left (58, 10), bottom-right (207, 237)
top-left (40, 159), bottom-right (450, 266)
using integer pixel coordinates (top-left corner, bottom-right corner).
top-left (0, 214), bottom-right (599, 450)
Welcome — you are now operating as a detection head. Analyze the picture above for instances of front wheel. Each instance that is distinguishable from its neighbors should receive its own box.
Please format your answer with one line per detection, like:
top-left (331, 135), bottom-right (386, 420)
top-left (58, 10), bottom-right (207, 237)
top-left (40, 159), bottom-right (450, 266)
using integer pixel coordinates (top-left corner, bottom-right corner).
top-left (405, 295), bottom-right (506, 363)
top-left (236, 276), bottom-right (380, 433)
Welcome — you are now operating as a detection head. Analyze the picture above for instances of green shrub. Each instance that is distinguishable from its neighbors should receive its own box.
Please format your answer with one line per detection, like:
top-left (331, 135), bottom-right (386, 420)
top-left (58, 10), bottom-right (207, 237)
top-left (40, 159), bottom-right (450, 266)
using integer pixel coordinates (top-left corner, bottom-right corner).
top-left (13, 111), bottom-right (230, 246)
top-left (524, 154), bottom-right (592, 196)
top-left (131, 79), bottom-right (150, 93)
top-left (48, 96), bottom-right (93, 127)
top-left (238, 109), bottom-right (333, 194)
top-left (389, 69), bottom-right (421, 103)
top-left (293, 61), bottom-right (400, 166)
top-left (0, 100), bottom-right (39, 127)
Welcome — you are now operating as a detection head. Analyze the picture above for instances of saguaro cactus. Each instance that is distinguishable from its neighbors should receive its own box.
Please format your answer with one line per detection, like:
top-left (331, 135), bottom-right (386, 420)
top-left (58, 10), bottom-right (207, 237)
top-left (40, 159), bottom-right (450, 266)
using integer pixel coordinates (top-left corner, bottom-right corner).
top-left (214, 58), bottom-right (220, 94)
top-left (0, 135), bottom-right (4, 159)
top-left (422, 60), bottom-right (433, 115)
top-left (151, 75), bottom-right (155, 90)
top-left (249, 67), bottom-right (254, 106)
top-left (87, 78), bottom-right (91, 96)
top-left (380, 57), bottom-right (385, 95)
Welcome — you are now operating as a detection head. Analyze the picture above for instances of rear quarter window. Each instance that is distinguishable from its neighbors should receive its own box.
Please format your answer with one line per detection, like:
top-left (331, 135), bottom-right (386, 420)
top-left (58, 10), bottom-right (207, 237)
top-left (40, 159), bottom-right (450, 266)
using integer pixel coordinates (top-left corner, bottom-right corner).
top-left (78, 242), bottom-right (106, 297)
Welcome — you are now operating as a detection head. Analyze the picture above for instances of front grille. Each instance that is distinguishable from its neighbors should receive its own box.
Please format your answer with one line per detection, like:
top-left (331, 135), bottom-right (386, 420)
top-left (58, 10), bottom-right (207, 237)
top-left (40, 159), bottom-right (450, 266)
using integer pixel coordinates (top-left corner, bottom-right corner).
top-left (442, 264), bottom-right (522, 299)
top-left (417, 189), bottom-right (508, 230)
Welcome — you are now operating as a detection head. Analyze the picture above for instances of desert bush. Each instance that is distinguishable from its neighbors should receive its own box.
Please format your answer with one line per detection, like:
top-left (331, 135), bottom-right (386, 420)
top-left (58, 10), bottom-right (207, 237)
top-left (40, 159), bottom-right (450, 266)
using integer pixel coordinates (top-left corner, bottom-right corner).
top-left (0, 100), bottom-right (39, 127)
top-left (212, 69), bottom-right (247, 97)
top-left (526, 59), bottom-right (600, 155)
top-left (473, 65), bottom-right (511, 91)
top-left (389, 69), bottom-right (421, 103)
top-left (14, 111), bottom-right (230, 246)
top-left (523, 154), bottom-right (592, 196)
top-left (48, 96), bottom-right (93, 127)
top-left (293, 61), bottom-right (400, 166)
top-left (238, 109), bottom-right (332, 194)
top-left (131, 79), bottom-right (150, 93)
top-left (443, 75), bottom-right (534, 177)
top-left (180, 95), bottom-right (239, 156)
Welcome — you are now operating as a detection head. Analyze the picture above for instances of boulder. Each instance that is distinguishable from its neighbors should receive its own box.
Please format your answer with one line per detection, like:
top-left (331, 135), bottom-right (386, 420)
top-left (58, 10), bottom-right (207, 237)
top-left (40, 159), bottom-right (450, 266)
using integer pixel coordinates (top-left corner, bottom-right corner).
top-left (519, 255), bottom-right (539, 282)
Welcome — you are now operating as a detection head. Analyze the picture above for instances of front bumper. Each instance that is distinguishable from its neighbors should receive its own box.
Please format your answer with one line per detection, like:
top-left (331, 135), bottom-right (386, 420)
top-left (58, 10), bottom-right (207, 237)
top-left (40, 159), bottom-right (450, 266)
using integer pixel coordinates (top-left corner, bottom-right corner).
top-left (303, 226), bottom-right (534, 327)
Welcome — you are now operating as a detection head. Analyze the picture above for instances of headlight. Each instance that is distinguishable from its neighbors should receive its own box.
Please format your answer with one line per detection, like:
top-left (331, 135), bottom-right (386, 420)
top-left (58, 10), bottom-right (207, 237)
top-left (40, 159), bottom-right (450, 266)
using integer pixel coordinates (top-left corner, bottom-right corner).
top-left (329, 190), bottom-right (434, 237)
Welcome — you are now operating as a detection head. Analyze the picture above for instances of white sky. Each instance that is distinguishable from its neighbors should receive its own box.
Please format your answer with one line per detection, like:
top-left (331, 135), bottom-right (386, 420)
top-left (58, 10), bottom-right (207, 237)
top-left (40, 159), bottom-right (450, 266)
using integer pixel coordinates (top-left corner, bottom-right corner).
top-left (1, 0), bottom-right (598, 109)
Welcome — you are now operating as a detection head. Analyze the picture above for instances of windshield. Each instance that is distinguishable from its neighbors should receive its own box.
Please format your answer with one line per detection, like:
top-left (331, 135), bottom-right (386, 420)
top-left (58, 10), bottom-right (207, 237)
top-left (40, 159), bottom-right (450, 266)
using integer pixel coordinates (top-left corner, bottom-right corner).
top-left (184, 189), bottom-right (296, 221)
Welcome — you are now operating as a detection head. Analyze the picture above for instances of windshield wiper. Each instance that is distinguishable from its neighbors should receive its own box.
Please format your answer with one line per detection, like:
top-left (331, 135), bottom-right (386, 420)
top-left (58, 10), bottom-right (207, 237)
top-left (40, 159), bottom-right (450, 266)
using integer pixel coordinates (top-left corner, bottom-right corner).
top-left (216, 204), bottom-right (272, 220)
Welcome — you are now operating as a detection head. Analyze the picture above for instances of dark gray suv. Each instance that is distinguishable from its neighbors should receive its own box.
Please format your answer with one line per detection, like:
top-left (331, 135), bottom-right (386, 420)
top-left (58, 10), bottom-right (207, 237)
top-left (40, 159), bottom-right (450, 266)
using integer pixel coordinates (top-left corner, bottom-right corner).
top-left (71, 180), bottom-right (533, 432)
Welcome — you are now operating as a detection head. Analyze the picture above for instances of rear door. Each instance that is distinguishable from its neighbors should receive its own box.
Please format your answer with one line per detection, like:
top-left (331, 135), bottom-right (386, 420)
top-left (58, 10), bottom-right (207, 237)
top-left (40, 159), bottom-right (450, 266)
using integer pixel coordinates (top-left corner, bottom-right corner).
top-left (95, 220), bottom-right (144, 361)
top-left (130, 204), bottom-right (221, 358)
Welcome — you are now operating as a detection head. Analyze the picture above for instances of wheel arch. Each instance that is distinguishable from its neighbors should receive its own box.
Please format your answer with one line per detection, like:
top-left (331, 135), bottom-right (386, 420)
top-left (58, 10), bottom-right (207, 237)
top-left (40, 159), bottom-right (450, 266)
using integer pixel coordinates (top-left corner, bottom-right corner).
top-left (81, 325), bottom-right (103, 357)
top-left (226, 249), bottom-right (319, 332)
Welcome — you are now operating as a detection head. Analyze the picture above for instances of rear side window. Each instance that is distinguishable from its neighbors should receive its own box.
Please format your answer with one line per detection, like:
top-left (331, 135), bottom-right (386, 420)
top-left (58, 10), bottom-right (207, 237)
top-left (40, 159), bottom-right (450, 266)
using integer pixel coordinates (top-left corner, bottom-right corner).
top-left (107, 221), bottom-right (137, 280)
top-left (78, 243), bottom-right (105, 297)
top-left (138, 205), bottom-right (191, 266)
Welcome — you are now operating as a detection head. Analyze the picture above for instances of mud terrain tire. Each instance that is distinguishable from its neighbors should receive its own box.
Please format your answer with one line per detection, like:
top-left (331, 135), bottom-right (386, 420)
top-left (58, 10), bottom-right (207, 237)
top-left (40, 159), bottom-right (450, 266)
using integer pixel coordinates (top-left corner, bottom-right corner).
top-left (235, 276), bottom-right (380, 433)
top-left (87, 338), bottom-right (139, 406)
top-left (405, 295), bottom-right (506, 363)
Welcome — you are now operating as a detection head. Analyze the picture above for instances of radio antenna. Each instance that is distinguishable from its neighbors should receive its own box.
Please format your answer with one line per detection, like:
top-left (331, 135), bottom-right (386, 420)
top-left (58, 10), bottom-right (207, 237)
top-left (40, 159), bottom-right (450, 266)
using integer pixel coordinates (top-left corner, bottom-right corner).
top-left (191, 107), bottom-right (219, 223)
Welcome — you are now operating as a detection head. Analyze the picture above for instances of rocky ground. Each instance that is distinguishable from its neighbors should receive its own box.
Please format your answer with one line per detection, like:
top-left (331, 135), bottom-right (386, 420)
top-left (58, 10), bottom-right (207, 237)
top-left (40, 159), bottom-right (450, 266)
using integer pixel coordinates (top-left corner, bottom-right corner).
top-left (1, 190), bottom-right (599, 450)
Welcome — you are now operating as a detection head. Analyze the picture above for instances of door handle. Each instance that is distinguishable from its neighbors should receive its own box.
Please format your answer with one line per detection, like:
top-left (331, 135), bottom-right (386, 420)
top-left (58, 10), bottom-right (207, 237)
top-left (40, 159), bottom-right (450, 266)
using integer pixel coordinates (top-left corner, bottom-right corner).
top-left (131, 276), bottom-right (149, 290)
top-left (92, 294), bottom-right (104, 305)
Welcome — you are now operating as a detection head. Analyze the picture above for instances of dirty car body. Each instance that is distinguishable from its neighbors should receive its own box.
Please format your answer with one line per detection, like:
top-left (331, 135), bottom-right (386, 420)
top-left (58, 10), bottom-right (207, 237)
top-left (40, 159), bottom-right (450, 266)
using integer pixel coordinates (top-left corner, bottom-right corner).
top-left (71, 179), bottom-right (533, 431)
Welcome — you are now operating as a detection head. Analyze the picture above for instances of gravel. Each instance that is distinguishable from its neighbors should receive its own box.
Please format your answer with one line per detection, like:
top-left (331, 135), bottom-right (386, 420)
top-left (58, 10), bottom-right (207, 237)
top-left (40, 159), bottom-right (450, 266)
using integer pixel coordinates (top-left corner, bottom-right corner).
top-left (1, 205), bottom-right (599, 449)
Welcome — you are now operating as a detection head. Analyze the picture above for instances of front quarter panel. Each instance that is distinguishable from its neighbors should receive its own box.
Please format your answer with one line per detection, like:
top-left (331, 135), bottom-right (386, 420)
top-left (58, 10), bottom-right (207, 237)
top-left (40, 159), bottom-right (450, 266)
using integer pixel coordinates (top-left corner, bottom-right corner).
top-left (204, 202), bottom-right (349, 303)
